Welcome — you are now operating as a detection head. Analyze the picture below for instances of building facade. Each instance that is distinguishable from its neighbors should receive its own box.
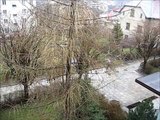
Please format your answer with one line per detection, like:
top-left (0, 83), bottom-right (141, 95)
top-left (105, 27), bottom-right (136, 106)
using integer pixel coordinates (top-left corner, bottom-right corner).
top-left (0, 0), bottom-right (36, 34)
top-left (118, 0), bottom-right (160, 40)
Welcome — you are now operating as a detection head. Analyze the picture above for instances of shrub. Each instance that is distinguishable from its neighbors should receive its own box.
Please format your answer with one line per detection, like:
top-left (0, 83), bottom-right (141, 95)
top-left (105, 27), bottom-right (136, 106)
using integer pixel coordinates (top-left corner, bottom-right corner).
top-left (122, 48), bottom-right (140, 61)
top-left (76, 100), bottom-right (106, 120)
top-left (128, 100), bottom-right (157, 120)
top-left (75, 79), bottom-right (107, 120)
top-left (143, 59), bottom-right (160, 74)
top-left (149, 58), bottom-right (160, 68)
top-left (99, 95), bottom-right (127, 120)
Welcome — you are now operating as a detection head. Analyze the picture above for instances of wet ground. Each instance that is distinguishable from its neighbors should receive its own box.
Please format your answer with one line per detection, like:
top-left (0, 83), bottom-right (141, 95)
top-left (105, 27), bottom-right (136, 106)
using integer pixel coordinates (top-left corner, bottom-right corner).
top-left (89, 60), bottom-right (159, 108)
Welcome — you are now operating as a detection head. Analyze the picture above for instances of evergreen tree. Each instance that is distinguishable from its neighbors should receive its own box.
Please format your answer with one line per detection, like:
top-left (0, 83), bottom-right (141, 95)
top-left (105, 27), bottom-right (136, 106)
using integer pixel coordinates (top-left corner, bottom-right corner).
top-left (128, 100), bottom-right (157, 120)
top-left (112, 23), bottom-right (123, 44)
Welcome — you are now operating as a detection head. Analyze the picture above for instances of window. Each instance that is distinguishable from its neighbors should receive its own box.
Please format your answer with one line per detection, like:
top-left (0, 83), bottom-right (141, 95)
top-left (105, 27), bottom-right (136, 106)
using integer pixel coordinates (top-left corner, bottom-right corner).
top-left (14, 23), bottom-right (18, 26)
top-left (140, 13), bottom-right (143, 18)
top-left (12, 4), bottom-right (17, 7)
top-left (123, 11), bottom-right (125, 15)
top-left (22, 9), bottom-right (27, 14)
top-left (22, 18), bottom-right (27, 22)
top-left (124, 35), bottom-right (128, 39)
top-left (22, 0), bottom-right (26, 4)
top-left (3, 10), bottom-right (7, 14)
top-left (130, 9), bottom-right (135, 17)
top-left (4, 19), bottom-right (8, 23)
top-left (137, 25), bottom-right (142, 33)
top-left (2, 0), bottom-right (6, 5)
top-left (126, 22), bottom-right (130, 30)
top-left (5, 28), bottom-right (9, 33)
top-left (30, 0), bottom-right (33, 4)
top-left (13, 14), bottom-right (17, 17)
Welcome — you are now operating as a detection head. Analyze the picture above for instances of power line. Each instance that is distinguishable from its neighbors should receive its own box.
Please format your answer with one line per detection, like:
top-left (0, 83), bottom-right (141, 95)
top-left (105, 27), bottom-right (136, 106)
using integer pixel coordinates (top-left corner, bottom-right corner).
top-left (51, 0), bottom-right (71, 6)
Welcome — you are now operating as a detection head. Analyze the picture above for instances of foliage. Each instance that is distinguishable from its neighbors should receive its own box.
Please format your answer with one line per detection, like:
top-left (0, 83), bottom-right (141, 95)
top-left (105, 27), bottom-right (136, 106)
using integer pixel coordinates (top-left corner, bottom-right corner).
top-left (0, 64), bottom-right (4, 80)
top-left (73, 79), bottom-right (106, 120)
top-left (99, 95), bottom-right (127, 120)
top-left (143, 59), bottom-right (160, 74)
top-left (76, 100), bottom-right (106, 120)
top-left (112, 23), bottom-right (123, 44)
top-left (0, 80), bottom-right (107, 120)
top-left (0, 101), bottom-right (62, 120)
top-left (128, 100), bottom-right (157, 120)
top-left (122, 48), bottom-right (140, 61)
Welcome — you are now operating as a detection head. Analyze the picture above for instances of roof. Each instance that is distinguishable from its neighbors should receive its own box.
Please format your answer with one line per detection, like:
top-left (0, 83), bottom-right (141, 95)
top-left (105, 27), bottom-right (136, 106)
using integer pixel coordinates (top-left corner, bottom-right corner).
top-left (135, 72), bottom-right (160, 96)
top-left (120, 0), bottom-right (160, 19)
top-left (100, 7), bottom-right (120, 20)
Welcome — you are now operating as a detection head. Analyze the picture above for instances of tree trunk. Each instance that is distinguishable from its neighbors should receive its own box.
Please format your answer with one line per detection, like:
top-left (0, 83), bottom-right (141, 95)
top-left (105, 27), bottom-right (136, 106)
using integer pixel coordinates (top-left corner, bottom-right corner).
top-left (64, 0), bottom-right (76, 119)
top-left (143, 59), bottom-right (147, 70)
top-left (23, 74), bottom-right (29, 101)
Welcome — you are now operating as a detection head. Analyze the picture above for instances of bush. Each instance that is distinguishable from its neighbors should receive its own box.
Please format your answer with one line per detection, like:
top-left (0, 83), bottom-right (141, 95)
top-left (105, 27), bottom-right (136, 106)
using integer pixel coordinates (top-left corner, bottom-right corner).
top-left (99, 96), bottom-right (127, 120)
top-left (143, 59), bottom-right (160, 74)
top-left (144, 63), bottom-right (156, 74)
top-left (128, 100), bottom-right (157, 120)
top-left (75, 79), bottom-right (107, 120)
top-left (122, 48), bottom-right (140, 61)
top-left (149, 58), bottom-right (160, 68)
top-left (76, 100), bottom-right (106, 120)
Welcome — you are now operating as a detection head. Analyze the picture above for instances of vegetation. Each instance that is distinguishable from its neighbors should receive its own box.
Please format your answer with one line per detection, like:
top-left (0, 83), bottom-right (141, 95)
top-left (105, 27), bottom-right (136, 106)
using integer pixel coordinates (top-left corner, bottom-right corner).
top-left (143, 58), bottom-right (160, 74)
top-left (0, 79), bottom-right (108, 120)
top-left (112, 23), bottom-right (123, 44)
top-left (0, 100), bottom-right (63, 120)
top-left (0, 80), bottom-right (128, 120)
top-left (0, 26), bottom-right (46, 101)
top-left (135, 22), bottom-right (160, 69)
top-left (128, 100), bottom-right (157, 120)
top-left (0, 0), bottom-right (159, 120)
top-left (122, 48), bottom-right (140, 61)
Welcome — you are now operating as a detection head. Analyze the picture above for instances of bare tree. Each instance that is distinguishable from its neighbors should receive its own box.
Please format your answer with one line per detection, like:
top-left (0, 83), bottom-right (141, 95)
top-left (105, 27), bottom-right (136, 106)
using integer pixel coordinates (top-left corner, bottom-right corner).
top-left (135, 22), bottom-right (160, 70)
top-left (0, 24), bottom-right (45, 100)
top-left (0, 0), bottom-right (111, 119)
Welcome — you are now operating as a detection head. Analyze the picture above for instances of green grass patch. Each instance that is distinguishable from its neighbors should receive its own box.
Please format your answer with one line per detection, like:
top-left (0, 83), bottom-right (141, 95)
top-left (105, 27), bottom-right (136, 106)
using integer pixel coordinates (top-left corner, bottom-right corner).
top-left (0, 101), bottom-right (62, 120)
top-left (98, 38), bottom-right (109, 44)
top-left (122, 48), bottom-right (140, 60)
top-left (122, 48), bottom-right (138, 55)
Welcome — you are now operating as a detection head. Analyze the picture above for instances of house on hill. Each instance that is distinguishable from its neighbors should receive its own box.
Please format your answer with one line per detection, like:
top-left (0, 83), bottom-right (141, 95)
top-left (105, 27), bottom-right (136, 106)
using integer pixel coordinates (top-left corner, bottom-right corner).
top-left (118, 0), bottom-right (160, 40)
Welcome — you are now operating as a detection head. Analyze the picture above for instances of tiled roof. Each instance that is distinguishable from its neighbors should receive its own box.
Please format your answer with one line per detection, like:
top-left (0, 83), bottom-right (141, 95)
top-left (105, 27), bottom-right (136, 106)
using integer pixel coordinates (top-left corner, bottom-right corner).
top-left (124, 0), bottom-right (160, 19)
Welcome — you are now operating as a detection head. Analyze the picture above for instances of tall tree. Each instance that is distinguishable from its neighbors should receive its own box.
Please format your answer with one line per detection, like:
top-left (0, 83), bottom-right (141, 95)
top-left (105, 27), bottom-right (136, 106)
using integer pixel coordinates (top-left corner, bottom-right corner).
top-left (135, 22), bottom-right (160, 70)
top-left (0, 25), bottom-right (44, 101)
top-left (112, 23), bottom-right (123, 44)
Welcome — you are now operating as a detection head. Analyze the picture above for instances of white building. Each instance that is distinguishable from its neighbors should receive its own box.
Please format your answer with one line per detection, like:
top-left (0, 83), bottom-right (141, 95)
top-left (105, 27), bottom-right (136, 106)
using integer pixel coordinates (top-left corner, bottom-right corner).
top-left (118, 0), bottom-right (160, 39)
top-left (0, 0), bottom-right (36, 34)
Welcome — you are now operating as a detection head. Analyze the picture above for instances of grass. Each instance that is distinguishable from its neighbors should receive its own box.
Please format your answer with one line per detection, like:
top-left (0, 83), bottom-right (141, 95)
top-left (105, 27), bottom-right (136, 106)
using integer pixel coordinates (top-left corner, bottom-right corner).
top-left (122, 48), bottom-right (140, 60)
top-left (0, 64), bottom-right (5, 81)
top-left (0, 101), bottom-right (62, 120)
top-left (122, 48), bottom-right (138, 55)
top-left (97, 38), bottom-right (110, 45)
